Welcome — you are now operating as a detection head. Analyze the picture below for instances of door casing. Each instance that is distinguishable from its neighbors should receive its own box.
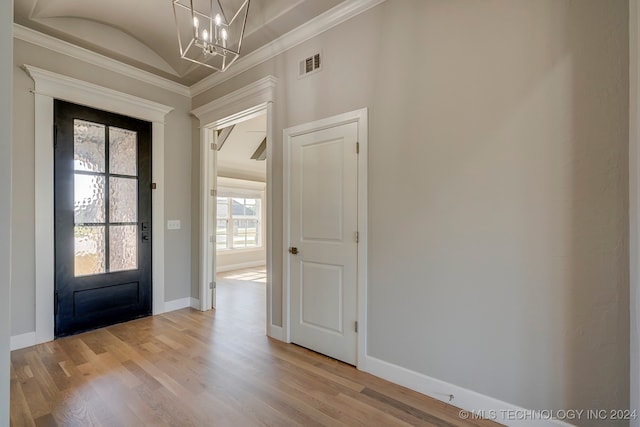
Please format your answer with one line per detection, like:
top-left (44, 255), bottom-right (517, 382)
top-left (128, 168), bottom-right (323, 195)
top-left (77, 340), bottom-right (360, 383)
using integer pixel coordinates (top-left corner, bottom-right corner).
top-left (283, 108), bottom-right (368, 368)
top-left (25, 65), bottom-right (173, 345)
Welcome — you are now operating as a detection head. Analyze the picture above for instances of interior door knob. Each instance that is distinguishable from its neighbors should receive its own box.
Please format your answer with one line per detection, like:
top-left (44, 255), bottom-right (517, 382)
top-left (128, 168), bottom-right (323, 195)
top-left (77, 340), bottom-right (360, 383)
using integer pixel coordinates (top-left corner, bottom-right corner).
top-left (289, 247), bottom-right (298, 255)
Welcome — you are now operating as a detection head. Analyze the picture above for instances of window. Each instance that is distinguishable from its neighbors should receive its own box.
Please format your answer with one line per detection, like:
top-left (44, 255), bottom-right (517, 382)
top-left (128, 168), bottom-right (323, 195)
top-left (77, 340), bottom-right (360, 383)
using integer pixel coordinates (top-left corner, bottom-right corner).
top-left (216, 196), bottom-right (261, 250)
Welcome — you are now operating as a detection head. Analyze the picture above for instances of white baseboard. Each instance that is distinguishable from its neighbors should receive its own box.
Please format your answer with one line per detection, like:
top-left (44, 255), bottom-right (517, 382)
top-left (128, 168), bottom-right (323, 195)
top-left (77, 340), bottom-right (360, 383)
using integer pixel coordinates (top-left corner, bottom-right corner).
top-left (12, 298), bottom-right (201, 351)
top-left (269, 325), bottom-right (285, 341)
top-left (362, 355), bottom-right (574, 427)
top-left (11, 332), bottom-right (36, 351)
top-left (216, 260), bottom-right (266, 273)
top-left (164, 297), bottom-right (192, 313)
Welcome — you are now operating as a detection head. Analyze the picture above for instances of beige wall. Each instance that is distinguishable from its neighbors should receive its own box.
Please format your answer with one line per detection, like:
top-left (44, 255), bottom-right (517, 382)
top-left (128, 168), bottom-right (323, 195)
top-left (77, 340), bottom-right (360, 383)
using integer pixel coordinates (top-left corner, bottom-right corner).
top-left (1, 1), bottom-right (14, 423)
top-left (194, 0), bottom-right (629, 421)
top-left (11, 38), bottom-right (194, 335)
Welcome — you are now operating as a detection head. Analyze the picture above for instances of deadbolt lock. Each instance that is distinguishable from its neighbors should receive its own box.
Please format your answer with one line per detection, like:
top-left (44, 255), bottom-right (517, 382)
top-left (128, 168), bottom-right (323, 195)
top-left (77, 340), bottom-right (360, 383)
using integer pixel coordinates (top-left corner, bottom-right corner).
top-left (289, 247), bottom-right (298, 255)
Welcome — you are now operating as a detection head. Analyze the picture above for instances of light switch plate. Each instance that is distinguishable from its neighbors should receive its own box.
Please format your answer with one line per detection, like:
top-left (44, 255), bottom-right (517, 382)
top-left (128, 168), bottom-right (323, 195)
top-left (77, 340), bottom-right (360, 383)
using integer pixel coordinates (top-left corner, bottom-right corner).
top-left (167, 220), bottom-right (181, 230)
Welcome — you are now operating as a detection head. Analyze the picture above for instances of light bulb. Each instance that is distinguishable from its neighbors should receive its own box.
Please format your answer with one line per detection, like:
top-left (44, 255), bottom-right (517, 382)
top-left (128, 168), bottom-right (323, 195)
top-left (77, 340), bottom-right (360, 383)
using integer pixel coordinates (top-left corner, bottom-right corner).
top-left (193, 16), bottom-right (199, 28)
top-left (202, 29), bottom-right (209, 41)
top-left (215, 14), bottom-right (222, 26)
top-left (221, 28), bottom-right (228, 40)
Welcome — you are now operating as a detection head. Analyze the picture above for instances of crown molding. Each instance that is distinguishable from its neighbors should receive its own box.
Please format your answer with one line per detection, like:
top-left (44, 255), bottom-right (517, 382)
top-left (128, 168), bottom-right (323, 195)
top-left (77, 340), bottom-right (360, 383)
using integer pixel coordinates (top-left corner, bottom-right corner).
top-left (13, 24), bottom-right (191, 98)
top-left (23, 64), bottom-right (174, 123)
top-left (191, 75), bottom-right (276, 127)
top-left (189, 0), bottom-right (387, 97)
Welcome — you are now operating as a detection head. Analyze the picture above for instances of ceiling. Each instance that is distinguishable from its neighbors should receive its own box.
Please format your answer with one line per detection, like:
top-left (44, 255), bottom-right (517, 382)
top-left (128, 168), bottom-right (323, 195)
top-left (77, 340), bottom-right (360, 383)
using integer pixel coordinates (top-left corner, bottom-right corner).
top-left (14, 0), bottom-right (345, 86)
top-left (217, 113), bottom-right (266, 182)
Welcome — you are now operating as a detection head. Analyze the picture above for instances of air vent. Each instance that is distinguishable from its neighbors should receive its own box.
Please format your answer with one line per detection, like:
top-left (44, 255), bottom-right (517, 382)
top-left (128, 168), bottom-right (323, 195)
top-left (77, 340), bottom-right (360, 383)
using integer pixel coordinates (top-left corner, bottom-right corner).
top-left (299, 52), bottom-right (322, 78)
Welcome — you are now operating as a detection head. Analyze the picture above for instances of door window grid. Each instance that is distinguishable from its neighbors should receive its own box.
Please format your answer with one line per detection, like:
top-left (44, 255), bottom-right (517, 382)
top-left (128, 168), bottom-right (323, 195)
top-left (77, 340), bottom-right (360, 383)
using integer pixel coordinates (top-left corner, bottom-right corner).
top-left (73, 119), bottom-right (139, 276)
top-left (216, 197), bottom-right (261, 250)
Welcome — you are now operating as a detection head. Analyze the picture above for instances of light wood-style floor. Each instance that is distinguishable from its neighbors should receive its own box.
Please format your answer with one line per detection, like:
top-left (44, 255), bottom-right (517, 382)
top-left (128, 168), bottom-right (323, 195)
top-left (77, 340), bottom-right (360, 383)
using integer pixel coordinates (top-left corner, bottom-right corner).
top-left (10, 267), bottom-right (501, 426)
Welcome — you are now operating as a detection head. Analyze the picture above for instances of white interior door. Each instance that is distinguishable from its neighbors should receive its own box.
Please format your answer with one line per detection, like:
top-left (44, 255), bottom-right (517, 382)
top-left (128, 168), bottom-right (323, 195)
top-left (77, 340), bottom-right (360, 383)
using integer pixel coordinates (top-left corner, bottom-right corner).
top-left (289, 121), bottom-right (359, 365)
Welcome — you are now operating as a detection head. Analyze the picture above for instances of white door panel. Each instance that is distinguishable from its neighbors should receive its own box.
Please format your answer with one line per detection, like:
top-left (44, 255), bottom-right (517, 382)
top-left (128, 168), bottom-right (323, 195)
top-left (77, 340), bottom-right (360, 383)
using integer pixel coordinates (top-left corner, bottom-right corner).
top-left (289, 121), bottom-right (358, 365)
top-left (301, 139), bottom-right (344, 241)
top-left (301, 262), bottom-right (343, 333)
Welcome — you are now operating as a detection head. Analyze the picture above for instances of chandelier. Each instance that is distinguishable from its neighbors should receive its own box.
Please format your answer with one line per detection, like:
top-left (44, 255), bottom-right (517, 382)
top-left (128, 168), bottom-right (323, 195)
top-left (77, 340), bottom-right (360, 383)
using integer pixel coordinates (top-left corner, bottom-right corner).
top-left (172, 0), bottom-right (250, 72)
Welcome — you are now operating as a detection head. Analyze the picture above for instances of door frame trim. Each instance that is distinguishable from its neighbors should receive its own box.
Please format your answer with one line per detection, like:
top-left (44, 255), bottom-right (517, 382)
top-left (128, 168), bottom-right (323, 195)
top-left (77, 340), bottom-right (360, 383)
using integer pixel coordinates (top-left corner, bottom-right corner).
top-left (23, 65), bottom-right (173, 344)
top-left (282, 108), bottom-right (368, 368)
top-left (191, 76), bottom-right (276, 337)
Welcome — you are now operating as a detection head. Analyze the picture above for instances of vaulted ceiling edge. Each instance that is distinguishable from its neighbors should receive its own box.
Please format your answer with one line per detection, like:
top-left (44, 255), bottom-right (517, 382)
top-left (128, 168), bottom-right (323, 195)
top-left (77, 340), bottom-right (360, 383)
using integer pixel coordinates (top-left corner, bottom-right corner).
top-left (13, 0), bottom-right (387, 98)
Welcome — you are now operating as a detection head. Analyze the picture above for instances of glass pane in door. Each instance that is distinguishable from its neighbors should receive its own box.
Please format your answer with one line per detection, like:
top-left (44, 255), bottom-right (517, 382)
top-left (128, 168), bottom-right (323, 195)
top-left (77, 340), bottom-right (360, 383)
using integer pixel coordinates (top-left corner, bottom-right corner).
top-left (109, 177), bottom-right (138, 223)
top-left (109, 127), bottom-right (137, 176)
top-left (74, 226), bottom-right (106, 276)
top-left (109, 225), bottom-right (138, 272)
top-left (74, 174), bottom-right (105, 224)
top-left (74, 120), bottom-right (105, 172)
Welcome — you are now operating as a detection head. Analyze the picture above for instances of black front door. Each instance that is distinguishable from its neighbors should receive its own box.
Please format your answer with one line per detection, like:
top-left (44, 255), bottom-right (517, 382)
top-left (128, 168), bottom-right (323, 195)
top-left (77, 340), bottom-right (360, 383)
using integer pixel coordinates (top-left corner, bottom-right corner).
top-left (54, 100), bottom-right (152, 337)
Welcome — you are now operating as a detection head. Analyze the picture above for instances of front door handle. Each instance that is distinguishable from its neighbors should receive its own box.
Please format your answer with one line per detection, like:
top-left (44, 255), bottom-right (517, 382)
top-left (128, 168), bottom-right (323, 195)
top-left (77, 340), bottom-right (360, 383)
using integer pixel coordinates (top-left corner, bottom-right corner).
top-left (289, 247), bottom-right (298, 255)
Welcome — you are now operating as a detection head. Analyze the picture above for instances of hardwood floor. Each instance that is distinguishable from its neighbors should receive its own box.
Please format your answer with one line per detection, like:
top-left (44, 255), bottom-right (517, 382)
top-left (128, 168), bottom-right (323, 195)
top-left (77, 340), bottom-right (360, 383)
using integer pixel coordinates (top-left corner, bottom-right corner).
top-left (10, 267), bottom-right (501, 426)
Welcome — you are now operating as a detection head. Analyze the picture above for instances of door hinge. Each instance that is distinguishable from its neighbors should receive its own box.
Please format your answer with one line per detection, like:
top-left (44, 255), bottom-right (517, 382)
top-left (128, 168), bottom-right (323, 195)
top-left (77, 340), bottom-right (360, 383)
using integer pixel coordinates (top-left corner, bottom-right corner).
top-left (355, 231), bottom-right (359, 243)
top-left (354, 321), bottom-right (358, 333)
top-left (210, 282), bottom-right (216, 289)
top-left (54, 292), bottom-right (58, 316)
top-left (356, 142), bottom-right (360, 154)
top-left (210, 189), bottom-right (217, 197)
top-left (210, 142), bottom-right (217, 150)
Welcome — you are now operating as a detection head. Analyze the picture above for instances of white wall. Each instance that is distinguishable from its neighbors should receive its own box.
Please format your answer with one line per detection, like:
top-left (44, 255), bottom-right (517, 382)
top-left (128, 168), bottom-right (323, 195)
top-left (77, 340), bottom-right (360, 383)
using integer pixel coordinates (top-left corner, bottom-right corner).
top-left (193, 0), bottom-right (629, 423)
top-left (11, 38), bottom-right (194, 335)
top-left (217, 249), bottom-right (265, 272)
top-left (0, 2), bottom-right (13, 423)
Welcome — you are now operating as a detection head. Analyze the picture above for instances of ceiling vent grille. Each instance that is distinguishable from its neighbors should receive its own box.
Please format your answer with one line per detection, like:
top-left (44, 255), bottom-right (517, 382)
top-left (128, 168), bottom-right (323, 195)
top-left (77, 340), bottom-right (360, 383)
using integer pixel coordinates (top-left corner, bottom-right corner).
top-left (299, 52), bottom-right (322, 78)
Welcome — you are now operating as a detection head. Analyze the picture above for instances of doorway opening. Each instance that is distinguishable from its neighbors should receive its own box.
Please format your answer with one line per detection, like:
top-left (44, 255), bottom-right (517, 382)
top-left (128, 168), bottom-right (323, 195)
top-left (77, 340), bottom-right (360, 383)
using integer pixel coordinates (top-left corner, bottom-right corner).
top-left (192, 76), bottom-right (276, 338)
top-left (214, 113), bottom-right (268, 333)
